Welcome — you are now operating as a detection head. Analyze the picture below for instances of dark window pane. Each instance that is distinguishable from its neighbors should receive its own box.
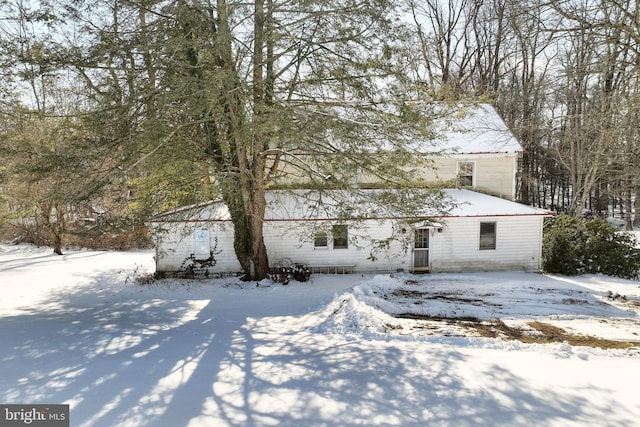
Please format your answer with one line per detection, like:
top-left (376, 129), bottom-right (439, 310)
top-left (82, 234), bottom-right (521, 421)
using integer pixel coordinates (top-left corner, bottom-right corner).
top-left (314, 230), bottom-right (328, 248)
top-left (458, 162), bottom-right (474, 187)
top-left (479, 222), bottom-right (496, 250)
top-left (333, 225), bottom-right (348, 249)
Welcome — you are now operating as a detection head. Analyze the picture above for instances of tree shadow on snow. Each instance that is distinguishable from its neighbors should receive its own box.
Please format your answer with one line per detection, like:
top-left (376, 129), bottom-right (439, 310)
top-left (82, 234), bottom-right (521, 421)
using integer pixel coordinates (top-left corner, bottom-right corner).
top-left (0, 269), bottom-right (636, 427)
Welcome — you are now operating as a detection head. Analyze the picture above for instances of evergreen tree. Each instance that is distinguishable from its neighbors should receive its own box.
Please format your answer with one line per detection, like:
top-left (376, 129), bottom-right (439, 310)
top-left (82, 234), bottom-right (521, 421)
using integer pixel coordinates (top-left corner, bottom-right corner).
top-left (14, 0), bottom-right (448, 279)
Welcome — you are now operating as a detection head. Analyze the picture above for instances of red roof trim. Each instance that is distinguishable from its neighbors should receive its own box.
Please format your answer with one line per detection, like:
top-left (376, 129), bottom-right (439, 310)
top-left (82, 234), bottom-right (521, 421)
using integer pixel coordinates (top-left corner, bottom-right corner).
top-left (152, 211), bottom-right (554, 224)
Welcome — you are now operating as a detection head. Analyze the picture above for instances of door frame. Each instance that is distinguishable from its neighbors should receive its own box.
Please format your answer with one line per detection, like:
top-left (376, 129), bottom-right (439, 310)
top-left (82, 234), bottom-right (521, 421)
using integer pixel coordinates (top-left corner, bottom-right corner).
top-left (412, 227), bottom-right (430, 272)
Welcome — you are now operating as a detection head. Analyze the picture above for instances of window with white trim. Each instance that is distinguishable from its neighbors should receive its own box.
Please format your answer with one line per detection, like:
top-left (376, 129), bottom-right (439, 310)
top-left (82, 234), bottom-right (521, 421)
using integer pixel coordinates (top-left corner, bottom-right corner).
top-left (457, 161), bottom-right (475, 187)
top-left (414, 228), bottom-right (429, 249)
top-left (314, 230), bottom-right (328, 248)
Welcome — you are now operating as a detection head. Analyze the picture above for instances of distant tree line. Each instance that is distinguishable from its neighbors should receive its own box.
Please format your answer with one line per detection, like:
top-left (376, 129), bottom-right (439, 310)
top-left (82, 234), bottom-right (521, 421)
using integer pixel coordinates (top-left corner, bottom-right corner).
top-left (405, 0), bottom-right (640, 228)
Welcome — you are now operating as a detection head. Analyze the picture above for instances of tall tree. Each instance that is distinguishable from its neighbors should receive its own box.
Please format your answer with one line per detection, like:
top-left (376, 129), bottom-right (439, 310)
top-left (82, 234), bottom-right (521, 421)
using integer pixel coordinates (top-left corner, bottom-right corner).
top-left (495, 0), bottom-right (557, 207)
top-left (551, 0), bottom-right (640, 217)
top-left (43, 0), bottom-right (446, 280)
top-left (0, 0), bottom-right (112, 253)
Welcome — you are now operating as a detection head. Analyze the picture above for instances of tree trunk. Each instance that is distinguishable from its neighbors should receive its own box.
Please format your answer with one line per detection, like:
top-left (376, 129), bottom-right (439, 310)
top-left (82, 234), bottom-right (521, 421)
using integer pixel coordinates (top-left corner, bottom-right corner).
top-left (634, 189), bottom-right (640, 228)
top-left (624, 183), bottom-right (633, 231)
top-left (185, 0), bottom-right (271, 281)
top-left (220, 176), bottom-right (269, 281)
top-left (224, 0), bottom-right (270, 281)
top-left (53, 233), bottom-right (63, 256)
top-left (41, 202), bottom-right (64, 255)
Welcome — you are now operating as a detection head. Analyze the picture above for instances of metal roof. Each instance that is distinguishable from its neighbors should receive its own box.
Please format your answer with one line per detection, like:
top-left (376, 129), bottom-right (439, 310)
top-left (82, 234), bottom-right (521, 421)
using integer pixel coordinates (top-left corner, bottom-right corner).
top-left (151, 189), bottom-right (553, 223)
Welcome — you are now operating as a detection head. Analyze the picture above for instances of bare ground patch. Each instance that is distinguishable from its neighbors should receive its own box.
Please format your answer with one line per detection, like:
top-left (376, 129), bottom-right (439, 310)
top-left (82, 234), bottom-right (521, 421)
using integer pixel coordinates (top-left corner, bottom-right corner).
top-left (396, 313), bottom-right (639, 350)
top-left (381, 276), bottom-right (640, 348)
top-left (386, 288), bottom-right (501, 307)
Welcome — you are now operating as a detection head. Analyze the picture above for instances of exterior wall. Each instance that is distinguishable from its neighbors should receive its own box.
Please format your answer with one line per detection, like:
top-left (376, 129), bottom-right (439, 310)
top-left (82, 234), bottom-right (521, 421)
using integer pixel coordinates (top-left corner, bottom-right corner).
top-left (429, 216), bottom-right (543, 272)
top-left (417, 154), bottom-right (518, 200)
top-left (153, 219), bottom-right (414, 274)
top-left (264, 220), bottom-right (411, 273)
top-left (153, 214), bottom-right (544, 274)
top-left (152, 221), bottom-right (241, 273)
top-left (272, 152), bottom-right (518, 200)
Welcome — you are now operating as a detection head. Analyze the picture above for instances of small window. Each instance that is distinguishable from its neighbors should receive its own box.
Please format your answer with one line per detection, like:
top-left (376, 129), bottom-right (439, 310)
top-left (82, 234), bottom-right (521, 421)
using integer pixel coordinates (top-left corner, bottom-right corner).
top-left (479, 222), bottom-right (496, 250)
top-left (342, 160), bottom-right (361, 186)
top-left (333, 225), bottom-right (348, 249)
top-left (457, 161), bottom-right (474, 187)
top-left (314, 230), bottom-right (328, 248)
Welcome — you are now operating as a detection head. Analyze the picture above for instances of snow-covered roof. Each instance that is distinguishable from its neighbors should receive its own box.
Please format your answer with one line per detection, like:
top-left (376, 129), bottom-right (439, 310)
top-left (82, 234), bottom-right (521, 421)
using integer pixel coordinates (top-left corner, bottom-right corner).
top-left (423, 104), bottom-right (522, 154)
top-left (297, 103), bottom-right (520, 155)
top-left (444, 189), bottom-right (552, 217)
top-left (151, 189), bottom-right (552, 223)
top-left (151, 201), bottom-right (232, 222)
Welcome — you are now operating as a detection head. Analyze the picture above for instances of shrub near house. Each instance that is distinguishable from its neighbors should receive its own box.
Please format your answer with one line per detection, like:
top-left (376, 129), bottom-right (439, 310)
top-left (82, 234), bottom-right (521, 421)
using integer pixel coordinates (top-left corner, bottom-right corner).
top-left (542, 214), bottom-right (640, 279)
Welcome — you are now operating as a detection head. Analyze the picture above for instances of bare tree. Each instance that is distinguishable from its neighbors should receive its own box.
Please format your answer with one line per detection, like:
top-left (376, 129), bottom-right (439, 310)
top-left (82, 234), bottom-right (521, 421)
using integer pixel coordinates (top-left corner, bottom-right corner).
top-left (0, 1), bottom-right (110, 253)
top-left (550, 0), bottom-right (640, 219)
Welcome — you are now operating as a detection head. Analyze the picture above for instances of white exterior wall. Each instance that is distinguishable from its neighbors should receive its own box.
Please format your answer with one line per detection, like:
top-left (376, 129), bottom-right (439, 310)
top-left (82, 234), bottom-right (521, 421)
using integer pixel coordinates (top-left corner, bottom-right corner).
top-left (154, 214), bottom-right (545, 274)
top-left (264, 219), bottom-right (411, 273)
top-left (153, 221), bottom-right (240, 273)
top-left (153, 219), bottom-right (407, 273)
top-left (417, 153), bottom-right (519, 200)
top-left (429, 216), bottom-right (543, 272)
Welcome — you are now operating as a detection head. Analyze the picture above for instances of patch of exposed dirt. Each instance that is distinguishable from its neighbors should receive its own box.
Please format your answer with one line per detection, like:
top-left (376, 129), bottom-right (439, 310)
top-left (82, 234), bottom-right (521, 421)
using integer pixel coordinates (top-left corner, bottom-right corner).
top-left (389, 288), bottom-right (501, 307)
top-left (562, 298), bottom-right (589, 305)
top-left (395, 313), bottom-right (481, 323)
top-left (526, 321), bottom-right (638, 349)
top-left (395, 314), bottom-right (639, 350)
top-left (388, 289), bottom-right (429, 299)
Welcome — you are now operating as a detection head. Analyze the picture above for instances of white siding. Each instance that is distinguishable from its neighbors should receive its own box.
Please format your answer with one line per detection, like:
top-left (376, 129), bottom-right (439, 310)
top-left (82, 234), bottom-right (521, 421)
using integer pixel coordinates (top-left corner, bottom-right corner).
top-left (264, 220), bottom-right (411, 273)
top-left (153, 214), bottom-right (544, 274)
top-left (430, 216), bottom-right (543, 272)
top-left (152, 221), bottom-right (240, 273)
top-left (417, 154), bottom-right (519, 200)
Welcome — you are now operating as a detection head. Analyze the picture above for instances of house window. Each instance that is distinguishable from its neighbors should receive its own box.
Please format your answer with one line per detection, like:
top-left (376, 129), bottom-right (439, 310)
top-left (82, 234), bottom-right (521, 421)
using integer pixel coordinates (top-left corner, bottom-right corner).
top-left (479, 222), bottom-right (496, 250)
top-left (342, 160), bottom-right (361, 186)
top-left (457, 161), bottom-right (475, 187)
top-left (314, 230), bottom-right (328, 248)
top-left (333, 225), bottom-right (348, 249)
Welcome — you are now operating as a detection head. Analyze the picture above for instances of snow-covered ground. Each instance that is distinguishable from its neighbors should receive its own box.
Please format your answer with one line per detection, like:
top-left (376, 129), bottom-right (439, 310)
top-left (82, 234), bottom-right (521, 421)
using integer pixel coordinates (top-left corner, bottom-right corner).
top-left (1, 244), bottom-right (639, 427)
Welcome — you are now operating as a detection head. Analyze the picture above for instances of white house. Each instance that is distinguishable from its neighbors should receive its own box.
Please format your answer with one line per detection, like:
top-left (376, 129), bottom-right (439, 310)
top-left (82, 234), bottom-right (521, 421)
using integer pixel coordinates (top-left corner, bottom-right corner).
top-left (273, 103), bottom-right (523, 200)
top-left (416, 103), bottom-right (523, 200)
top-left (151, 189), bottom-right (553, 275)
top-left (151, 103), bottom-right (553, 276)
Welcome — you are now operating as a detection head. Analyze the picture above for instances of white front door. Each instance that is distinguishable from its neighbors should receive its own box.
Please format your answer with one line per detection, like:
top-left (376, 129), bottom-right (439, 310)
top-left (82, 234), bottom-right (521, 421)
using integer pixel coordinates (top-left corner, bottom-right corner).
top-left (413, 228), bottom-right (429, 271)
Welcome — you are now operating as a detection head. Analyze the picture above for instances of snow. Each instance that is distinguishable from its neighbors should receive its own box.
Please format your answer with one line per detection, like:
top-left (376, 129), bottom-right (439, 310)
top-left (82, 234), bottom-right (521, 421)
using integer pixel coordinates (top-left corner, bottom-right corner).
top-left (154, 189), bottom-right (551, 224)
top-left (443, 189), bottom-right (553, 216)
top-left (424, 103), bottom-right (523, 154)
top-left (1, 244), bottom-right (640, 427)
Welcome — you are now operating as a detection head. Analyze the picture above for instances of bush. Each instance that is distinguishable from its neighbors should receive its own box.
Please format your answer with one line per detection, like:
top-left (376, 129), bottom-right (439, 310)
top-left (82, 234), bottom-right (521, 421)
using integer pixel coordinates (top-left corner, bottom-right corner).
top-left (175, 252), bottom-right (217, 279)
top-left (268, 264), bottom-right (312, 285)
top-left (543, 214), bottom-right (640, 279)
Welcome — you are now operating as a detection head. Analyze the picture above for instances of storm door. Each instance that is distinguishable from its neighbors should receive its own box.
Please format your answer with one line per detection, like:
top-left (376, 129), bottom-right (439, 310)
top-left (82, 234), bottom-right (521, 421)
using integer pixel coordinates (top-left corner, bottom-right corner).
top-left (413, 228), bottom-right (430, 271)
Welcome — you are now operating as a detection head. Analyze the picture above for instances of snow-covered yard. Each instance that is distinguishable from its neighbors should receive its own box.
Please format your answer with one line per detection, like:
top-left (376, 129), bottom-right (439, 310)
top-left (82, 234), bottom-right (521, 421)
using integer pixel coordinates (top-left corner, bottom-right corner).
top-left (1, 244), bottom-right (640, 427)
